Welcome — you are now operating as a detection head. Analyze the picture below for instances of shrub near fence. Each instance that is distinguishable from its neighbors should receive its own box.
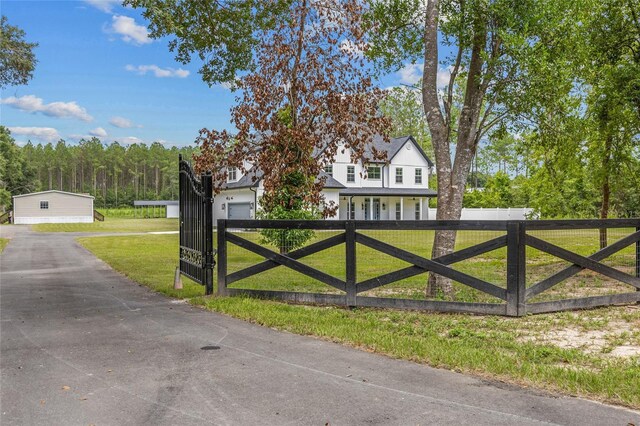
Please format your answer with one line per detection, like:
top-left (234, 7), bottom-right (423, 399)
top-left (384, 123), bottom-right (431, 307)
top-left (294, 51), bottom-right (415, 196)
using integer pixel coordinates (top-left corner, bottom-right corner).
top-left (216, 219), bottom-right (640, 317)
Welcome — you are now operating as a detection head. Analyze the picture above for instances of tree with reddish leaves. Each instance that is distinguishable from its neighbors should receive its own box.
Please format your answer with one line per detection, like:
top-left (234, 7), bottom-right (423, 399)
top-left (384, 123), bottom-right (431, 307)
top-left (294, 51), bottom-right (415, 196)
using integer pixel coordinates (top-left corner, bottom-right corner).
top-left (193, 0), bottom-right (390, 230)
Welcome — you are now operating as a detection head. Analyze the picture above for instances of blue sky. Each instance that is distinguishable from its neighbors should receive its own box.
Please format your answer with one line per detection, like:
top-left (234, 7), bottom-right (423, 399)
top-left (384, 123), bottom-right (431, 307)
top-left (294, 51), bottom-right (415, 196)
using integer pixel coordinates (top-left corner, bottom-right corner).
top-left (1, 0), bottom-right (430, 147)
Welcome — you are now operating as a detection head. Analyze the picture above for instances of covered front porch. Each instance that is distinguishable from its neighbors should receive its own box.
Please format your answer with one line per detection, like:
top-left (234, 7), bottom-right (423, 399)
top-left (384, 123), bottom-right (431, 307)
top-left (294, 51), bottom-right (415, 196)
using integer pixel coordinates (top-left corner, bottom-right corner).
top-left (337, 188), bottom-right (437, 220)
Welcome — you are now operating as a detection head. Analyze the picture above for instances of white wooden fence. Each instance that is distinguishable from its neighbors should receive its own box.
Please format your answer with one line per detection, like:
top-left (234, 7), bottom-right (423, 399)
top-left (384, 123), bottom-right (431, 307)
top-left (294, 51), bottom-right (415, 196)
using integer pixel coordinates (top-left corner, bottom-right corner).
top-left (426, 207), bottom-right (537, 220)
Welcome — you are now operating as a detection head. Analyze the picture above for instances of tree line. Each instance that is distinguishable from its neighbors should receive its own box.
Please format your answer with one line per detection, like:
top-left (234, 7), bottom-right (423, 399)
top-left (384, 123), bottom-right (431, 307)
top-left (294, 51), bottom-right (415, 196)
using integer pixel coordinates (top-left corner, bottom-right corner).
top-left (0, 126), bottom-right (197, 210)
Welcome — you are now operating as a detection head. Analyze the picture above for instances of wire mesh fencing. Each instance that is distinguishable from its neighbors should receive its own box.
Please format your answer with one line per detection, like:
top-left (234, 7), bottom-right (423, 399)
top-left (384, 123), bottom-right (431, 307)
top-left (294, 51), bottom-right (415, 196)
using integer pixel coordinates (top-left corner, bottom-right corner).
top-left (215, 219), bottom-right (640, 316)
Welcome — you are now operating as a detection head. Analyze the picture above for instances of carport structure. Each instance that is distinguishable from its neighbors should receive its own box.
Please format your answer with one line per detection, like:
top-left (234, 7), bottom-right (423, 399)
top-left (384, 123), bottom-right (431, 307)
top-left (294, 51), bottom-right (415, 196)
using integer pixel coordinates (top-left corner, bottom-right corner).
top-left (133, 200), bottom-right (179, 218)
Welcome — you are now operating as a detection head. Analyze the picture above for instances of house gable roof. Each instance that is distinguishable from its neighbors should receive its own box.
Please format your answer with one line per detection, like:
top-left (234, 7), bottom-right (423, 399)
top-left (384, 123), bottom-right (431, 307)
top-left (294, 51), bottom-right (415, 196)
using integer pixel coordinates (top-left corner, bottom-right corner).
top-left (365, 135), bottom-right (434, 167)
top-left (222, 168), bottom-right (345, 190)
top-left (12, 190), bottom-right (95, 200)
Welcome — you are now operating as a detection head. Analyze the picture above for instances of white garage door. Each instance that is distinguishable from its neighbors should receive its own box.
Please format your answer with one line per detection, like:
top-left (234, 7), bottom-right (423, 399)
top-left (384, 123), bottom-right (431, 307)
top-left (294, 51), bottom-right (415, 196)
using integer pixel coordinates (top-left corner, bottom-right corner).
top-left (228, 203), bottom-right (251, 220)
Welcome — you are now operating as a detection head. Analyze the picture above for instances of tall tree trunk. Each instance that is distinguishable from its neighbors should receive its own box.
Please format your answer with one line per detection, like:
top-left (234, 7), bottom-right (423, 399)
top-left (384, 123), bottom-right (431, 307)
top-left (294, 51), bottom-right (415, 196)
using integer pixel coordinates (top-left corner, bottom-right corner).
top-left (422, 0), bottom-right (487, 298)
top-left (143, 164), bottom-right (147, 199)
top-left (599, 133), bottom-right (613, 249)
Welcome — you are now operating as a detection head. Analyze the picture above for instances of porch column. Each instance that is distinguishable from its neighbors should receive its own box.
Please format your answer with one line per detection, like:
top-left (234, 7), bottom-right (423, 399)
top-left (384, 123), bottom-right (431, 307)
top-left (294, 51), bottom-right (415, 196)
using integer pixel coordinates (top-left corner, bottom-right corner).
top-left (400, 197), bottom-right (404, 220)
top-left (369, 197), bottom-right (373, 220)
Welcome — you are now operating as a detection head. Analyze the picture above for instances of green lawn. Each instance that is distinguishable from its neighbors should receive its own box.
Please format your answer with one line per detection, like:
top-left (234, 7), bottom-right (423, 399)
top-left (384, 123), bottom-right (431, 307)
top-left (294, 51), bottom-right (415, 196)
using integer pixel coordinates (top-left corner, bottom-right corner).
top-left (79, 231), bottom-right (640, 409)
top-left (32, 218), bottom-right (178, 233)
top-left (0, 238), bottom-right (8, 253)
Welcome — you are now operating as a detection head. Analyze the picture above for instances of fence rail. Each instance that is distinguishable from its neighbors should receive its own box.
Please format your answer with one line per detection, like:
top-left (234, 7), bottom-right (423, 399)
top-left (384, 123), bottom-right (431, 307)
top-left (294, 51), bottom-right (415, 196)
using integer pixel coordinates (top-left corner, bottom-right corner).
top-left (216, 219), bottom-right (640, 316)
top-left (0, 211), bottom-right (12, 224)
top-left (93, 210), bottom-right (104, 222)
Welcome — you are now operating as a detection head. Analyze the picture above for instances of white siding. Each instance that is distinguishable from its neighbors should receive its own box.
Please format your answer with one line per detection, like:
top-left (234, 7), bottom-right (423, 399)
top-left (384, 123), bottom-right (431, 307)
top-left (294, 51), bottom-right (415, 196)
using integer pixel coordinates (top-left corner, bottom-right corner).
top-left (13, 191), bottom-right (94, 224)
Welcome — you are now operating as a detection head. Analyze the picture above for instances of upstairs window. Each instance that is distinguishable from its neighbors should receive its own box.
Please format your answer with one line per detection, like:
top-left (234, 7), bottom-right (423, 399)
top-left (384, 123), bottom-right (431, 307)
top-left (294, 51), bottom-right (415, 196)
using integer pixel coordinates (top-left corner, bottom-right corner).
top-left (324, 165), bottom-right (333, 177)
top-left (366, 165), bottom-right (381, 180)
top-left (40, 200), bottom-right (49, 210)
top-left (395, 168), bottom-right (403, 184)
top-left (415, 168), bottom-right (422, 184)
top-left (227, 167), bottom-right (238, 182)
top-left (347, 166), bottom-right (355, 183)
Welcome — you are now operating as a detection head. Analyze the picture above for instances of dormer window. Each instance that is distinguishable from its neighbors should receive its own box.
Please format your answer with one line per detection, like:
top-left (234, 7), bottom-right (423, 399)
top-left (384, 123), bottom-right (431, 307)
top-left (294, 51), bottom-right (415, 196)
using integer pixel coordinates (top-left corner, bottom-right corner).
top-left (366, 165), bottom-right (381, 180)
top-left (347, 166), bottom-right (355, 183)
top-left (324, 165), bottom-right (333, 177)
top-left (227, 167), bottom-right (238, 182)
top-left (395, 168), bottom-right (403, 184)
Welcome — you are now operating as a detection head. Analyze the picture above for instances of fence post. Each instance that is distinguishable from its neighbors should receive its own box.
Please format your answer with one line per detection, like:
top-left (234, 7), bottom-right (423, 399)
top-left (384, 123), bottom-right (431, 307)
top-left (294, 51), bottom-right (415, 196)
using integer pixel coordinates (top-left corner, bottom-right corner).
top-left (346, 221), bottom-right (357, 307)
top-left (217, 219), bottom-right (228, 296)
top-left (203, 173), bottom-right (214, 296)
top-left (636, 226), bottom-right (639, 304)
top-left (506, 221), bottom-right (526, 316)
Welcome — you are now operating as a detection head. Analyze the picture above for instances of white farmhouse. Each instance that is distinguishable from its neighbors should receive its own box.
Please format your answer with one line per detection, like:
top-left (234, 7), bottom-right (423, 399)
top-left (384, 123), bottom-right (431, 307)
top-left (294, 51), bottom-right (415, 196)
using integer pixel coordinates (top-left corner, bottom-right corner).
top-left (213, 135), bottom-right (437, 221)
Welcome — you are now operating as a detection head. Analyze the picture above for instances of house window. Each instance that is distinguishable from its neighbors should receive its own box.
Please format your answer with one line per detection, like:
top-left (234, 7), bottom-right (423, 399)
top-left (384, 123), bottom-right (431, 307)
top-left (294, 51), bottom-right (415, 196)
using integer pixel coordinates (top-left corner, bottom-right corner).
top-left (349, 200), bottom-right (355, 219)
top-left (415, 168), bottom-right (422, 184)
top-left (347, 166), bottom-right (355, 183)
top-left (366, 165), bottom-right (381, 180)
top-left (40, 200), bottom-right (49, 210)
top-left (227, 167), bottom-right (237, 182)
top-left (395, 202), bottom-right (401, 220)
top-left (415, 202), bottom-right (421, 220)
top-left (395, 168), bottom-right (403, 184)
top-left (324, 165), bottom-right (333, 177)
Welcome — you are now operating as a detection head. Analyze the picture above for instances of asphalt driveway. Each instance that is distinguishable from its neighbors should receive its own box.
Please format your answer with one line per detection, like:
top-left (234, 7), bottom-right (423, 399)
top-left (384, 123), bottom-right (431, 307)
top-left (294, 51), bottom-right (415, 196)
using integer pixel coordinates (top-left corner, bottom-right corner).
top-left (1, 226), bottom-right (639, 425)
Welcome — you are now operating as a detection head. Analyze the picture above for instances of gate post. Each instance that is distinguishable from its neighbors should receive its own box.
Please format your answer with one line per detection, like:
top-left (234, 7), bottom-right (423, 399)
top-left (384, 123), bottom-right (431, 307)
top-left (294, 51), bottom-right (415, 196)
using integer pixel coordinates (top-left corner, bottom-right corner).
top-left (636, 226), bottom-right (640, 305)
top-left (217, 219), bottom-right (228, 296)
top-left (636, 226), bottom-right (639, 279)
top-left (345, 221), bottom-right (357, 307)
top-left (506, 221), bottom-right (526, 316)
top-left (203, 172), bottom-right (214, 296)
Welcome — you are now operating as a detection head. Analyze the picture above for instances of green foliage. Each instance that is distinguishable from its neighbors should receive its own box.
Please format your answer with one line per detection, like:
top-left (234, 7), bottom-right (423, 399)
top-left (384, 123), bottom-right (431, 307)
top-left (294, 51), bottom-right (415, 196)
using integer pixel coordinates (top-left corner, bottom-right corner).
top-left (379, 86), bottom-right (433, 158)
top-left (0, 127), bottom-right (36, 210)
top-left (258, 204), bottom-right (318, 254)
top-left (8, 132), bottom-right (197, 208)
top-left (124, 0), bottom-right (290, 86)
top-left (463, 172), bottom-right (516, 208)
top-left (0, 15), bottom-right (38, 88)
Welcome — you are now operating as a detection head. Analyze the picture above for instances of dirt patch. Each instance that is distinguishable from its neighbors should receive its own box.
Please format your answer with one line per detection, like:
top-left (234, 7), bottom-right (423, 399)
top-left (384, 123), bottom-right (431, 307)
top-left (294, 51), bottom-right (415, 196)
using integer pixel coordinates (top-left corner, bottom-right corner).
top-left (521, 317), bottom-right (640, 358)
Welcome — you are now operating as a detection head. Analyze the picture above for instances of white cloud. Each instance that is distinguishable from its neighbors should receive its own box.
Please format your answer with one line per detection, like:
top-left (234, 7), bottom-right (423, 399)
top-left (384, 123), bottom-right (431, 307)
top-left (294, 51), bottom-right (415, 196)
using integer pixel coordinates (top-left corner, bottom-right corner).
top-left (89, 127), bottom-right (108, 138)
top-left (398, 63), bottom-right (423, 86)
top-left (109, 15), bottom-right (151, 45)
top-left (8, 127), bottom-right (61, 143)
top-left (84, 0), bottom-right (120, 13)
top-left (125, 64), bottom-right (190, 78)
top-left (1, 95), bottom-right (93, 122)
top-left (397, 63), bottom-right (451, 89)
top-left (109, 116), bottom-right (140, 128)
top-left (117, 136), bottom-right (144, 145)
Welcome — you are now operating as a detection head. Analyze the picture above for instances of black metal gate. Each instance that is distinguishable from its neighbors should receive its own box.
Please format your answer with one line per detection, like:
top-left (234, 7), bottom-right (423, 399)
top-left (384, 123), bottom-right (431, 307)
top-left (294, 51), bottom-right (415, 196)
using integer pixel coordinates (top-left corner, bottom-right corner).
top-left (178, 155), bottom-right (215, 294)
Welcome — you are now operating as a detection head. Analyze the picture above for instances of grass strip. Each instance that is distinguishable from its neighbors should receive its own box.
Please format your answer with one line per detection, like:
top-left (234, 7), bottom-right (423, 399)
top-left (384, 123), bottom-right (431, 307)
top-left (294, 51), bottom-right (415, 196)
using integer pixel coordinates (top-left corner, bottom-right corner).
top-left (0, 238), bottom-right (8, 253)
top-left (33, 218), bottom-right (178, 233)
top-left (78, 233), bottom-right (640, 409)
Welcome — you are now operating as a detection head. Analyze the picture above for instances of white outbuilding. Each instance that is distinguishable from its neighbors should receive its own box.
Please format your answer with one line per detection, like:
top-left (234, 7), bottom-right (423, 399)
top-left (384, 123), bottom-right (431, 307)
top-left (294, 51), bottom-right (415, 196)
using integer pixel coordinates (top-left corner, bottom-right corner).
top-left (12, 190), bottom-right (95, 224)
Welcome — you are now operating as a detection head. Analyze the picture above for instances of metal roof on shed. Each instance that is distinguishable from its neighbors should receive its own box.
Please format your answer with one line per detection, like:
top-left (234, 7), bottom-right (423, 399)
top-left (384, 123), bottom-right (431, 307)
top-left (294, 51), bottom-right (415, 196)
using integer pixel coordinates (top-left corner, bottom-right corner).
top-left (12, 190), bottom-right (94, 199)
top-left (133, 200), bottom-right (179, 206)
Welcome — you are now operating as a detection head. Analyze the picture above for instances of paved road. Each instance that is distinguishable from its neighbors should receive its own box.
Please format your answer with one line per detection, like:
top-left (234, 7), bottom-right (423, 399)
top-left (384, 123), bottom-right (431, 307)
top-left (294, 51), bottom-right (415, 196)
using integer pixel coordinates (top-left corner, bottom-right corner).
top-left (1, 226), bottom-right (639, 425)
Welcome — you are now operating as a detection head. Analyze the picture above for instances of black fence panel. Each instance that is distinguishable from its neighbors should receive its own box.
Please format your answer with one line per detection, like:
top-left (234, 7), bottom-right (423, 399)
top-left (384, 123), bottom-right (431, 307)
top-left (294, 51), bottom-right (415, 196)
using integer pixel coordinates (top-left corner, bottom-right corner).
top-left (178, 155), bottom-right (214, 294)
top-left (217, 218), bottom-right (640, 316)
